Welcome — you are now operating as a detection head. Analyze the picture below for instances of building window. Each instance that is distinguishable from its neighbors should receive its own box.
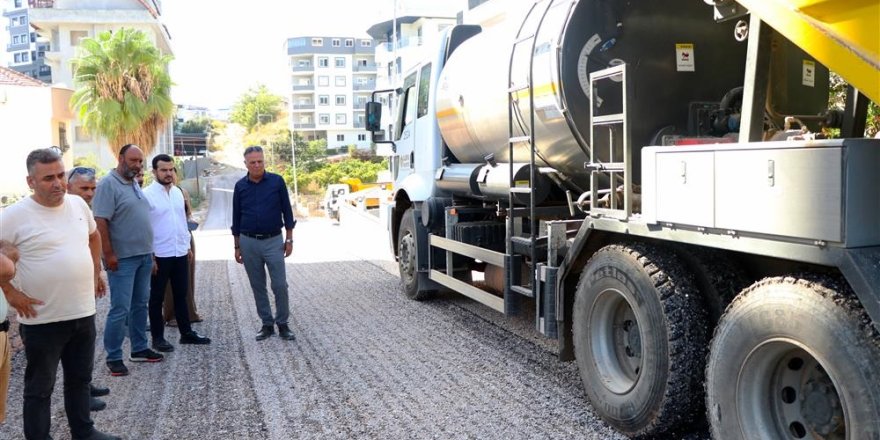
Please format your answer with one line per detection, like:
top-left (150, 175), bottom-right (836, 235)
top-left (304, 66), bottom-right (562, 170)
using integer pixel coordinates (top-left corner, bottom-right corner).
top-left (70, 30), bottom-right (89, 46)
top-left (358, 134), bottom-right (367, 141)
top-left (311, 38), bottom-right (323, 46)
top-left (345, 39), bottom-right (354, 47)
top-left (360, 40), bottom-right (372, 47)
top-left (74, 126), bottom-right (92, 142)
top-left (336, 134), bottom-right (345, 142)
top-left (357, 59), bottom-right (368, 67)
top-left (355, 97), bottom-right (367, 107)
top-left (297, 59), bottom-right (310, 67)
top-left (335, 95), bottom-right (346, 106)
top-left (12, 35), bottom-right (19, 44)
top-left (318, 57), bottom-right (329, 68)
top-left (336, 114), bottom-right (347, 125)
top-left (334, 57), bottom-right (345, 68)
top-left (335, 76), bottom-right (346, 87)
top-left (319, 95), bottom-right (329, 105)
top-left (30, 32), bottom-right (36, 43)
top-left (318, 76), bottom-right (329, 86)
top-left (14, 0), bottom-right (22, 8)
top-left (13, 52), bottom-right (29, 63)
top-left (332, 39), bottom-right (340, 47)
top-left (319, 114), bottom-right (330, 125)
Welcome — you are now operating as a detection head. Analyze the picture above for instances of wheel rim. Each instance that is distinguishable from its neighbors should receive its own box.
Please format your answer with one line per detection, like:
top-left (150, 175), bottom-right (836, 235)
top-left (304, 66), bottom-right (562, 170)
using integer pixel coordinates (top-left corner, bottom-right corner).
top-left (399, 231), bottom-right (416, 286)
top-left (738, 340), bottom-right (847, 439)
top-left (590, 288), bottom-right (643, 394)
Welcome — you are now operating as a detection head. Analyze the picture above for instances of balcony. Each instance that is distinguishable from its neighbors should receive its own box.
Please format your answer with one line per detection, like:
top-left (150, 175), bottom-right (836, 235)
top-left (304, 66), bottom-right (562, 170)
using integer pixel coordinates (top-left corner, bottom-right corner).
top-left (28, 0), bottom-right (54, 8)
top-left (292, 84), bottom-right (314, 92)
top-left (381, 36), bottom-right (423, 52)
top-left (292, 103), bottom-right (315, 110)
top-left (291, 65), bottom-right (314, 73)
top-left (353, 81), bottom-right (376, 91)
top-left (293, 123), bottom-right (316, 130)
top-left (352, 63), bottom-right (377, 72)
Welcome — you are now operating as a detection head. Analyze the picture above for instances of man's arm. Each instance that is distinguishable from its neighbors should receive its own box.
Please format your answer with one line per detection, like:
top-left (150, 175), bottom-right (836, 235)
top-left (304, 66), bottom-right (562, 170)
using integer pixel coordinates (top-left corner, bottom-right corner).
top-left (0, 253), bottom-right (14, 282)
top-left (0, 242), bottom-right (43, 318)
top-left (232, 183), bottom-right (243, 264)
top-left (89, 230), bottom-right (107, 298)
top-left (95, 218), bottom-right (118, 271)
top-left (279, 179), bottom-right (295, 257)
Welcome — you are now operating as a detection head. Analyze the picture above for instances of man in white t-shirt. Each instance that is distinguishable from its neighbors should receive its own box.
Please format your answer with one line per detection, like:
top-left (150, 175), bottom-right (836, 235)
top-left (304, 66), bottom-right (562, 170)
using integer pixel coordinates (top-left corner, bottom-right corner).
top-left (0, 148), bottom-right (120, 440)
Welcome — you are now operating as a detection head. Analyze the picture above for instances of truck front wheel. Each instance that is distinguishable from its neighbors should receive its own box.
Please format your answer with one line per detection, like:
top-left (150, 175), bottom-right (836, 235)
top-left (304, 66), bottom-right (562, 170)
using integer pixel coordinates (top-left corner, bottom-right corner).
top-left (573, 243), bottom-right (708, 437)
top-left (706, 275), bottom-right (880, 440)
top-left (398, 208), bottom-right (435, 300)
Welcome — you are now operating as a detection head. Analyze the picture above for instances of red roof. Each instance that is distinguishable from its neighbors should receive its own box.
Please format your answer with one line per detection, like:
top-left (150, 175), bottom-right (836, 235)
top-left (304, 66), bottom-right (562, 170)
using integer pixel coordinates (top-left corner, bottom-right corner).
top-left (0, 66), bottom-right (47, 87)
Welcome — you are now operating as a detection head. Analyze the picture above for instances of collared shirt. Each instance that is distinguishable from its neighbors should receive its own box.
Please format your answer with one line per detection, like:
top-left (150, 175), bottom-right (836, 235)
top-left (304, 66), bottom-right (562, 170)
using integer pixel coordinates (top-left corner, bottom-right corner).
top-left (231, 171), bottom-right (295, 236)
top-left (92, 169), bottom-right (153, 258)
top-left (143, 182), bottom-right (191, 258)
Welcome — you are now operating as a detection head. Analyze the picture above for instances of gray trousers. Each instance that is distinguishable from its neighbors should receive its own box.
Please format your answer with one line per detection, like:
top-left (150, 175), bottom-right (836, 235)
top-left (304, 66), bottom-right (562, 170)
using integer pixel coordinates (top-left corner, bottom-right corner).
top-left (240, 234), bottom-right (290, 326)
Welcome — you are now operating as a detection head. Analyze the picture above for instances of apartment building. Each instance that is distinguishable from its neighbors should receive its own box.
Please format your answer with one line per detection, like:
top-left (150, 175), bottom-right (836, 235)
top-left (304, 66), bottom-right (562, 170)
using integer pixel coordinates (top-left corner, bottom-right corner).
top-left (286, 35), bottom-right (377, 151)
top-left (366, 4), bottom-right (459, 145)
top-left (2, 0), bottom-right (52, 82)
top-left (27, 0), bottom-right (173, 168)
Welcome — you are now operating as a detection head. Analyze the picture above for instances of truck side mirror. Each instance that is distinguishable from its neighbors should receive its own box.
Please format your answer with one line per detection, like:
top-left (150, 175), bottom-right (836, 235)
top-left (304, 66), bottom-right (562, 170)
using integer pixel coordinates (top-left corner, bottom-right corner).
top-left (365, 102), bottom-right (382, 132)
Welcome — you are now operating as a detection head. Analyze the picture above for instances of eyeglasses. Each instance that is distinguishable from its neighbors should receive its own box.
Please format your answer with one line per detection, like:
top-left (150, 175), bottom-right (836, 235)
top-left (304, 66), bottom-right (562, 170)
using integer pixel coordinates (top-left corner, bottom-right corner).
top-left (68, 166), bottom-right (96, 182)
top-left (244, 146), bottom-right (263, 155)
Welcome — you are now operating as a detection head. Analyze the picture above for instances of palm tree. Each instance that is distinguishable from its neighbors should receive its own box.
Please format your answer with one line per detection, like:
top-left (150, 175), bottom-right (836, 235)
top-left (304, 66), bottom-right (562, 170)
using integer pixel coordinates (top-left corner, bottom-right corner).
top-left (70, 28), bottom-right (174, 157)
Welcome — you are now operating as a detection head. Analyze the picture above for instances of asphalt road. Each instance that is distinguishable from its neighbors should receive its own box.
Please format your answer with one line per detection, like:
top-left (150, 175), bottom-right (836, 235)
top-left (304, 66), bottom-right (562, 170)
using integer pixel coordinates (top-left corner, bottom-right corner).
top-left (0, 170), bottom-right (708, 439)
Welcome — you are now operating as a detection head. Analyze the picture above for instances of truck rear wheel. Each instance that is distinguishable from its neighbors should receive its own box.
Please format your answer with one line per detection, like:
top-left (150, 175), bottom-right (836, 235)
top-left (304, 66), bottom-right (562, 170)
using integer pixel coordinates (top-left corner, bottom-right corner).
top-left (706, 275), bottom-right (880, 440)
top-left (573, 243), bottom-right (708, 437)
top-left (398, 208), bottom-right (435, 300)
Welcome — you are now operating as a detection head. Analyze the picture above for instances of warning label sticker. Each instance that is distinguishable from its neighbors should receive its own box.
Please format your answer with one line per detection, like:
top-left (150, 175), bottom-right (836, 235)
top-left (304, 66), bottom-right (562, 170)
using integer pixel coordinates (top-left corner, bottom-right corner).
top-left (676, 43), bottom-right (695, 72)
top-left (803, 60), bottom-right (816, 87)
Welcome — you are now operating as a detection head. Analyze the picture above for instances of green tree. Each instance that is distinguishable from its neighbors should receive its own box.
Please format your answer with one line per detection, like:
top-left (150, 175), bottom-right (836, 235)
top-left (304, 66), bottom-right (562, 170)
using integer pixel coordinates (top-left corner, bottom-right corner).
top-left (230, 85), bottom-right (283, 133)
top-left (70, 28), bottom-right (174, 157)
top-left (176, 117), bottom-right (212, 134)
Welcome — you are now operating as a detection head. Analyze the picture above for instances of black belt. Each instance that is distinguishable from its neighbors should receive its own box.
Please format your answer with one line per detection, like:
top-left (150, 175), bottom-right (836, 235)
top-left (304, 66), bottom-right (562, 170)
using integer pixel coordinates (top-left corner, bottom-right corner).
top-left (0, 320), bottom-right (8, 332)
top-left (241, 231), bottom-right (281, 240)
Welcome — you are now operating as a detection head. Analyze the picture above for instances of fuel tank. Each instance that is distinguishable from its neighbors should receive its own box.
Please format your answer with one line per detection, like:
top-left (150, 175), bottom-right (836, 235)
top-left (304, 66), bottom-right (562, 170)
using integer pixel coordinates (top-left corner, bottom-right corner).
top-left (435, 0), bottom-right (748, 186)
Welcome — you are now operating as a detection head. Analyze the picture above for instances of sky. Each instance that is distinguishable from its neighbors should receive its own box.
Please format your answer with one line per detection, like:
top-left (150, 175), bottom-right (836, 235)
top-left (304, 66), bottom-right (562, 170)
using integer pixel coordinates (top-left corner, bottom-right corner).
top-left (161, 0), bottom-right (400, 110)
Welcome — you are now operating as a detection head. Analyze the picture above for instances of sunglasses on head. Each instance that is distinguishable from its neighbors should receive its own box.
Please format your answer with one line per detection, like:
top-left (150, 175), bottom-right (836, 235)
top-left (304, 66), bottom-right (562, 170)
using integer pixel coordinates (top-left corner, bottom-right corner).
top-left (68, 166), bottom-right (96, 182)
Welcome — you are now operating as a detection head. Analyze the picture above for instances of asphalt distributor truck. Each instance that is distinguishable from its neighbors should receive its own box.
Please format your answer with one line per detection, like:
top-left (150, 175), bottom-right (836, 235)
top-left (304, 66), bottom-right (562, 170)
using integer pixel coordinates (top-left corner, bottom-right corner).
top-left (364, 0), bottom-right (880, 438)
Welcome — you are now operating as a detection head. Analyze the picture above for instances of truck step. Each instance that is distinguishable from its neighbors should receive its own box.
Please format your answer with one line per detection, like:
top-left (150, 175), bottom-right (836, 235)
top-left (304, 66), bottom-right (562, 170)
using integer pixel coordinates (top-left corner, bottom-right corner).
top-left (510, 235), bottom-right (548, 256)
top-left (508, 84), bottom-right (530, 93)
top-left (509, 136), bottom-right (532, 144)
top-left (510, 285), bottom-right (535, 298)
top-left (510, 187), bottom-right (532, 194)
top-left (592, 113), bottom-right (625, 125)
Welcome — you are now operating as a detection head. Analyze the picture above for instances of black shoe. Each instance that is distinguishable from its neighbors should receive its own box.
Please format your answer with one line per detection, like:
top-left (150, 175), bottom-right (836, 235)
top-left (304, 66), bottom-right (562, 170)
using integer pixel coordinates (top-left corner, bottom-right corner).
top-left (278, 324), bottom-right (296, 341)
top-left (106, 360), bottom-right (129, 377)
top-left (76, 429), bottom-right (122, 440)
top-left (90, 384), bottom-right (110, 397)
top-left (180, 331), bottom-right (211, 345)
top-left (129, 349), bottom-right (164, 363)
top-left (255, 325), bottom-right (274, 341)
top-left (152, 339), bottom-right (175, 352)
top-left (90, 396), bottom-right (106, 412)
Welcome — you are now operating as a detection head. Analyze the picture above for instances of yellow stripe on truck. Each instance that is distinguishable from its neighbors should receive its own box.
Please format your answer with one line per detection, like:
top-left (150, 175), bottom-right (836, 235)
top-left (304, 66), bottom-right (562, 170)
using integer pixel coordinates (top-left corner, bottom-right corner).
top-left (436, 82), bottom-right (559, 120)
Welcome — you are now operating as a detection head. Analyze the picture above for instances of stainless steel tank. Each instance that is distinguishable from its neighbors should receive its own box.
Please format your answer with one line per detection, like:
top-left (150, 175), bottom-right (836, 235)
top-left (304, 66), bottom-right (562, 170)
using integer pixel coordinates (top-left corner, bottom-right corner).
top-left (436, 0), bottom-right (748, 187)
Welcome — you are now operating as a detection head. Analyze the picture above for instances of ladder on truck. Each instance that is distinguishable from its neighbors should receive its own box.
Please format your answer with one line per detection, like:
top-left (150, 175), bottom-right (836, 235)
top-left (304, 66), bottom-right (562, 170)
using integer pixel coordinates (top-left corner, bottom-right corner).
top-left (588, 63), bottom-right (633, 219)
top-left (505, 0), bottom-right (557, 337)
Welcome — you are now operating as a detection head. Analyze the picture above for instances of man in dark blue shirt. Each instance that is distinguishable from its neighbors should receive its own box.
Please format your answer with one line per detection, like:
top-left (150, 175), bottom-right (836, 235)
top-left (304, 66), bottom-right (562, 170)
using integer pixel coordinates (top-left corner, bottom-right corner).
top-left (231, 146), bottom-right (297, 341)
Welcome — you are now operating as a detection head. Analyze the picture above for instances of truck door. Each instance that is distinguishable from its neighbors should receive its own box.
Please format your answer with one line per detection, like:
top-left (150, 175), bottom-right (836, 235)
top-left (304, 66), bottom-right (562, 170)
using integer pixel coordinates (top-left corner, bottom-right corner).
top-left (394, 71), bottom-right (419, 178)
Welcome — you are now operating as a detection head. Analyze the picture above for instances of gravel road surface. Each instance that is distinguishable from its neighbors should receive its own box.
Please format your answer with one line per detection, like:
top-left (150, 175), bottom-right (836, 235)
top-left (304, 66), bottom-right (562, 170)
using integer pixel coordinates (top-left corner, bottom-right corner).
top-left (0, 171), bottom-right (709, 439)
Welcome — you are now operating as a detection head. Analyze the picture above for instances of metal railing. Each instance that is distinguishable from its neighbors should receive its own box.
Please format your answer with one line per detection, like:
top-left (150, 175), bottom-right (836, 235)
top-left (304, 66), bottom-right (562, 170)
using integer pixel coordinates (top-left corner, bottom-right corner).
top-left (28, 0), bottom-right (54, 8)
top-left (352, 63), bottom-right (377, 72)
top-left (352, 82), bottom-right (376, 91)
top-left (292, 84), bottom-right (314, 91)
top-left (294, 123), bottom-right (316, 129)
top-left (292, 103), bottom-right (315, 110)
top-left (292, 65), bottom-right (314, 72)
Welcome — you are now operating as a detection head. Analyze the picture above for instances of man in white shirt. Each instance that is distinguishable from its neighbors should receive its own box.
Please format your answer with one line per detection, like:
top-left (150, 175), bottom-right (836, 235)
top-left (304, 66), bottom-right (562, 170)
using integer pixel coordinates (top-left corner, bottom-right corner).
top-left (0, 148), bottom-right (119, 440)
top-left (143, 154), bottom-right (211, 352)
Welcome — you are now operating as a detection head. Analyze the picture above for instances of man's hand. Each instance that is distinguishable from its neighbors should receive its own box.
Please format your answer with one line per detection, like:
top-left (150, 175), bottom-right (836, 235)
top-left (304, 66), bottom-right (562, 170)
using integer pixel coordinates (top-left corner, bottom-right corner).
top-left (235, 248), bottom-right (243, 264)
top-left (104, 252), bottom-right (119, 272)
top-left (187, 249), bottom-right (194, 264)
top-left (284, 242), bottom-right (293, 258)
top-left (151, 257), bottom-right (158, 276)
top-left (0, 240), bottom-right (20, 263)
top-left (4, 286), bottom-right (43, 319)
top-left (94, 271), bottom-right (107, 298)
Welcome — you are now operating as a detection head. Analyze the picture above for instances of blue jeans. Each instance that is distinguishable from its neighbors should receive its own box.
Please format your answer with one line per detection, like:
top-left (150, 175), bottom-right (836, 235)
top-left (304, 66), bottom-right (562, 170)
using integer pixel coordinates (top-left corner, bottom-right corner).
top-left (240, 235), bottom-right (290, 326)
top-left (104, 253), bottom-right (152, 362)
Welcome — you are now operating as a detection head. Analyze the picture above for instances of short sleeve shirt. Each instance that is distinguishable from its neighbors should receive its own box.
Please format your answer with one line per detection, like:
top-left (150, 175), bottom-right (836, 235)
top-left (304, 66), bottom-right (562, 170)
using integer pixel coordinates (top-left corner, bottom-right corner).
top-left (0, 195), bottom-right (97, 324)
top-left (92, 169), bottom-right (153, 258)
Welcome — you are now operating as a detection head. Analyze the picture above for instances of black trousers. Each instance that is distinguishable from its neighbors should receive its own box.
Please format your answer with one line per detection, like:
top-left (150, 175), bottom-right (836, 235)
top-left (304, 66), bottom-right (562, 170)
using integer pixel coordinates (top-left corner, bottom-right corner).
top-left (150, 255), bottom-right (193, 339)
top-left (20, 315), bottom-right (96, 440)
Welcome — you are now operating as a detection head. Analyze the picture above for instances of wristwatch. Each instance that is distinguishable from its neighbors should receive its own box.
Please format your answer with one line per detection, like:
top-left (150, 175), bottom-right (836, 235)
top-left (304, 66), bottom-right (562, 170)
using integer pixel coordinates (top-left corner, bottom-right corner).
top-left (285, 239), bottom-right (293, 244)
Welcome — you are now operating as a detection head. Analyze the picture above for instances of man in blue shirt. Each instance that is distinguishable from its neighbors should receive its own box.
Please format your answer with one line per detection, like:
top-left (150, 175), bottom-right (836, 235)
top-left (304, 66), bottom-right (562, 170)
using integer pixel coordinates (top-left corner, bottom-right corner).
top-left (231, 146), bottom-right (296, 341)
